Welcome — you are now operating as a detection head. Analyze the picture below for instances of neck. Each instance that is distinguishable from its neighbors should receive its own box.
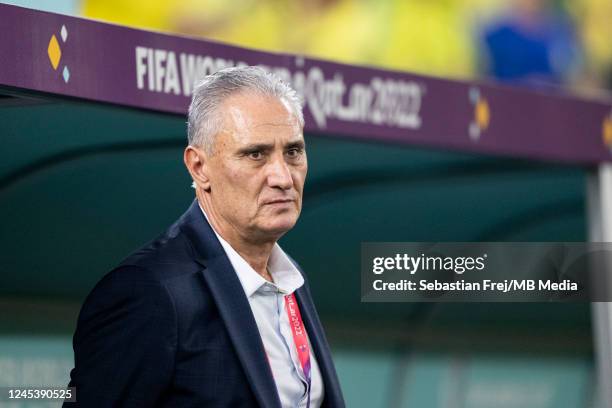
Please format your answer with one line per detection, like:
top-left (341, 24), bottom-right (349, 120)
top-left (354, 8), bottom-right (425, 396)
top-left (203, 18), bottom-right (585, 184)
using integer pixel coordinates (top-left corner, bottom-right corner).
top-left (196, 190), bottom-right (275, 281)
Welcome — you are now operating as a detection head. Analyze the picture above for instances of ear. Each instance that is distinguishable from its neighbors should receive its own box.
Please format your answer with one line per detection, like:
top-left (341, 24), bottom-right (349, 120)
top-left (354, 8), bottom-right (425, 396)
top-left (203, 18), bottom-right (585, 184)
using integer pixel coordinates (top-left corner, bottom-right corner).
top-left (184, 146), bottom-right (212, 191)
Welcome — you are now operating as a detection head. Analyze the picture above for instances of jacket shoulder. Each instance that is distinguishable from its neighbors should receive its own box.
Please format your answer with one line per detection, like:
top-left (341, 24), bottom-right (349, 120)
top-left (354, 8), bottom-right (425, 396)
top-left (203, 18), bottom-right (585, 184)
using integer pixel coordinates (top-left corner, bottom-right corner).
top-left (114, 221), bottom-right (202, 283)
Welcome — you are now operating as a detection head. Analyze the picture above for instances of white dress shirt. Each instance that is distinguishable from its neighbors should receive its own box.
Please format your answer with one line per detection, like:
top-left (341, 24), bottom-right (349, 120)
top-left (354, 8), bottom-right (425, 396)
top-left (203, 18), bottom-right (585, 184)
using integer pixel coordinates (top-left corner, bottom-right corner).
top-left (200, 206), bottom-right (324, 408)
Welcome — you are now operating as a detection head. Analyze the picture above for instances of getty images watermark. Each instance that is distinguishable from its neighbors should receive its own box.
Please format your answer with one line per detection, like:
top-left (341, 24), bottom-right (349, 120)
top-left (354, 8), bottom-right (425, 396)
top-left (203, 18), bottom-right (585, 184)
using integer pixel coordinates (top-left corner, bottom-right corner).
top-left (361, 243), bottom-right (612, 302)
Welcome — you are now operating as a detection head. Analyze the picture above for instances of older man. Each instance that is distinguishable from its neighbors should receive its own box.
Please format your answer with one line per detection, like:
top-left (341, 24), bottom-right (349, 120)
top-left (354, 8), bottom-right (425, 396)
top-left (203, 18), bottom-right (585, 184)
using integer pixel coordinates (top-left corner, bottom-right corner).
top-left (65, 66), bottom-right (345, 407)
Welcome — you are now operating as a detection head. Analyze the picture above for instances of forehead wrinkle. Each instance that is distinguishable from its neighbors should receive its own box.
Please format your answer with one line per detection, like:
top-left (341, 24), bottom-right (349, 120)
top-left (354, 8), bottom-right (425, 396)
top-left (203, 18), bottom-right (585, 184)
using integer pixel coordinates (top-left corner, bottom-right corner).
top-left (217, 123), bottom-right (300, 143)
top-left (223, 108), bottom-right (298, 134)
top-left (251, 121), bottom-right (300, 130)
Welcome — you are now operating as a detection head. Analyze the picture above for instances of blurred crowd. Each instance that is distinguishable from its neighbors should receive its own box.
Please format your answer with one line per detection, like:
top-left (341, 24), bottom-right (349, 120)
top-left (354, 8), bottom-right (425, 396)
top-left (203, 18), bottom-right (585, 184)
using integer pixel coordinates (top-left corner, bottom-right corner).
top-left (82, 0), bottom-right (612, 94)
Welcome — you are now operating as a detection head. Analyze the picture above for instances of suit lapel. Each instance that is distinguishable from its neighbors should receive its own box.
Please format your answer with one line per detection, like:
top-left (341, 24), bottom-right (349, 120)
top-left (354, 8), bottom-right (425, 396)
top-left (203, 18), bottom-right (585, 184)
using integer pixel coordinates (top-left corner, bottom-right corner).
top-left (180, 200), bottom-right (282, 408)
top-left (203, 256), bottom-right (282, 408)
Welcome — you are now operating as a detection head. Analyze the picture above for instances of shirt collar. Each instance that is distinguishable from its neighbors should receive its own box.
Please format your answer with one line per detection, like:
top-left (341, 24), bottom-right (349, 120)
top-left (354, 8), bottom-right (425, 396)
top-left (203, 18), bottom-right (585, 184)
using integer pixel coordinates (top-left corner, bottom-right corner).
top-left (198, 203), bottom-right (304, 297)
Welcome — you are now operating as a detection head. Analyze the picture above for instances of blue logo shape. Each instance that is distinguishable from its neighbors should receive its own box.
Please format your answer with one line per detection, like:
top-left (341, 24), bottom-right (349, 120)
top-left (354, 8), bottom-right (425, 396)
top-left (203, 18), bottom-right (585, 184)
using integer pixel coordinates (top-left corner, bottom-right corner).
top-left (62, 66), bottom-right (70, 83)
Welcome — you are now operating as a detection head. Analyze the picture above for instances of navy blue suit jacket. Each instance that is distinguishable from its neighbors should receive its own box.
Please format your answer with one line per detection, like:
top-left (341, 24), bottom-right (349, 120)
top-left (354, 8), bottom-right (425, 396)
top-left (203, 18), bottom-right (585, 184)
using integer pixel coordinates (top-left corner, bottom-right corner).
top-left (64, 200), bottom-right (345, 407)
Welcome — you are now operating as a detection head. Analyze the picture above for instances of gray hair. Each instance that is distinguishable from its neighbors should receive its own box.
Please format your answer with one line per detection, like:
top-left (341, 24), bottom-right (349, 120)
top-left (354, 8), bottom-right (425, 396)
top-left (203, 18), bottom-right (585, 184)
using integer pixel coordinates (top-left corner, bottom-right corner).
top-left (187, 66), bottom-right (304, 154)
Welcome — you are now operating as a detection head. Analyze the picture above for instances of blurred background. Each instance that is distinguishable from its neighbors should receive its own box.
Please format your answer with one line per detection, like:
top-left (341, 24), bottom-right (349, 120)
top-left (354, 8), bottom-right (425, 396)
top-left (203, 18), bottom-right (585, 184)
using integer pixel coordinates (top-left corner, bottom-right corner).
top-left (5, 0), bottom-right (612, 94)
top-left (1, 0), bottom-right (610, 407)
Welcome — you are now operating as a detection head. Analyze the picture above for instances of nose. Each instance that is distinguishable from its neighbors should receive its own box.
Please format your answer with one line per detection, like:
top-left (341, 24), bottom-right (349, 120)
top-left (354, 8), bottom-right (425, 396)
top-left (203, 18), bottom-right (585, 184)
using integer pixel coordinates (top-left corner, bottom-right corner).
top-left (266, 154), bottom-right (293, 190)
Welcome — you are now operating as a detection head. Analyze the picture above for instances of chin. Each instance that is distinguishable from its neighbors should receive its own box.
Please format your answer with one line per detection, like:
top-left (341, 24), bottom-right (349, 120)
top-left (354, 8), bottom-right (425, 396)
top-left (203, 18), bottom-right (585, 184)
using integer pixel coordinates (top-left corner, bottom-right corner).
top-left (261, 215), bottom-right (298, 236)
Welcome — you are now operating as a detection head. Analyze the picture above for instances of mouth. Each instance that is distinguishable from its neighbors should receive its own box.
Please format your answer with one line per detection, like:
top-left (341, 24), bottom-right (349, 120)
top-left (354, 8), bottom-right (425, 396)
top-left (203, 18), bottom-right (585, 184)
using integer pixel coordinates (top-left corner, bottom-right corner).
top-left (263, 198), bottom-right (295, 206)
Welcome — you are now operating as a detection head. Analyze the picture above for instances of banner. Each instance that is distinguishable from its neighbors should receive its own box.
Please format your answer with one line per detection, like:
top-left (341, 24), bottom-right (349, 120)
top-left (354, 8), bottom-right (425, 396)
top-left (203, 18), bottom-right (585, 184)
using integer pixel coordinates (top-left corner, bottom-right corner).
top-left (1, 4), bottom-right (612, 164)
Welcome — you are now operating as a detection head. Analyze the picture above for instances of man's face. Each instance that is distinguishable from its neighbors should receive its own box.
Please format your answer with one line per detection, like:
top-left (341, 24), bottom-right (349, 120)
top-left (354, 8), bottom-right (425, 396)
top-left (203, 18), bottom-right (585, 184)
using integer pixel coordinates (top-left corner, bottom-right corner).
top-left (204, 92), bottom-right (307, 242)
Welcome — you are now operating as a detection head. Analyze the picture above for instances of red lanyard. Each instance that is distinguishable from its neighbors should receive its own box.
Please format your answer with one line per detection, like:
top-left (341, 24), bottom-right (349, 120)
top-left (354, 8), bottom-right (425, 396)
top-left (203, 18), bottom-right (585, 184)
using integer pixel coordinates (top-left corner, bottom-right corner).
top-left (284, 293), bottom-right (311, 408)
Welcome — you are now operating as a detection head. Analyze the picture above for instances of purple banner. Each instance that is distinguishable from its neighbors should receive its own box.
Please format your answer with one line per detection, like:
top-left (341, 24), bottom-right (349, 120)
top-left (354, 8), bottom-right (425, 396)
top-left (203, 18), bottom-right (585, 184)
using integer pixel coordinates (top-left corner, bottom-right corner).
top-left (1, 4), bottom-right (612, 164)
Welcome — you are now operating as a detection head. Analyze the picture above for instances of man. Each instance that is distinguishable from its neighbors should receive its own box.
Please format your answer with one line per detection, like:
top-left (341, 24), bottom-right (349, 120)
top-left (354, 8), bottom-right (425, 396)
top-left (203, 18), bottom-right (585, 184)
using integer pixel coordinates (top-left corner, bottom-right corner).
top-left (65, 66), bottom-right (345, 407)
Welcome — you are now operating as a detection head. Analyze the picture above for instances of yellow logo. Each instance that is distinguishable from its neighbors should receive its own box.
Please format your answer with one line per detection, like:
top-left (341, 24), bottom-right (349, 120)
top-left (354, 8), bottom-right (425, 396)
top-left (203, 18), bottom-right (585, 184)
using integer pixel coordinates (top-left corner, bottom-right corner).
top-left (475, 98), bottom-right (490, 130)
top-left (46, 25), bottom-right (70, 82)
top-left (47, 35), bottom-right (61, 70)
top-left (604, 111), bottom-right (612, 148)
top-left (469, 87), bottom-right (490, 141)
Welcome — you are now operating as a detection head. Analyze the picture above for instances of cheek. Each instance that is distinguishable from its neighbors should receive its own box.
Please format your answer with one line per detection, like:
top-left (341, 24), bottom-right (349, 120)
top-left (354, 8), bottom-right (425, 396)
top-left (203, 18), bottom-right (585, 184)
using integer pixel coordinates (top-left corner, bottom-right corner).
top-left (293, 167), bottom-right (307, 191)
top-left (217, 161), bottom-right (247, 186)
top-left (213, 167), bottom-right (247, 200)
top-left (225, 170), bottom-right (262, 207)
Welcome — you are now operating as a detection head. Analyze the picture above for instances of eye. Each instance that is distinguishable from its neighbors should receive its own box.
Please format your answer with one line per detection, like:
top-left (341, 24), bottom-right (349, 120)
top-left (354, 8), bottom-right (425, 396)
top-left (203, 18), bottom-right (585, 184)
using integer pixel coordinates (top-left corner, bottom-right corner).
top-left (286, 147), bottom-right (303, 158)
top-left (248, 151), bottom-right (263, 160)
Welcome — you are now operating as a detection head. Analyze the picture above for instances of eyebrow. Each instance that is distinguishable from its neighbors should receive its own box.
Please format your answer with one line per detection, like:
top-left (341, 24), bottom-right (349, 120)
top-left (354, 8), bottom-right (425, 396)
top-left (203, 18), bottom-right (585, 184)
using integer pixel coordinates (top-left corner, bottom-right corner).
top-left (286, 140), bottom-right (306, 150)
top-left (236, 140), bottom-right (305, 155)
